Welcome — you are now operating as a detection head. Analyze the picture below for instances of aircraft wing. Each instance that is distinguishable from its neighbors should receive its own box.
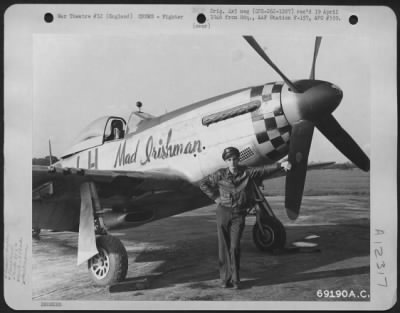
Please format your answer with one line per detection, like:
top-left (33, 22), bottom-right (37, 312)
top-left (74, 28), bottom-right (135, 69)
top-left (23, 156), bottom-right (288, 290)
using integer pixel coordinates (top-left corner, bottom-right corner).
top-left (33, 165), bottom-right (189, 196)
top-left (33, 165), bottom-right (195, 232)
top-left (32, 162), bottom-right (334, 232)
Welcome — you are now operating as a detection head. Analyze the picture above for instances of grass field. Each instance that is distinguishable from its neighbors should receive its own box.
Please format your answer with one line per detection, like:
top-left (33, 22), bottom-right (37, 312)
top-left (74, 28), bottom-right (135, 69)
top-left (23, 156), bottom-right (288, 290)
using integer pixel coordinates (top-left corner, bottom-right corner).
top-left (263, 168), bottom-right (370, 196)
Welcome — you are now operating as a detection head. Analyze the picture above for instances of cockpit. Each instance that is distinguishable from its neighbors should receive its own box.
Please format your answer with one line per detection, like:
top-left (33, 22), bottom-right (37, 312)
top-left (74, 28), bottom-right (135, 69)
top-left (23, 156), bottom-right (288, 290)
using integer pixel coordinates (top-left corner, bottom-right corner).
top-left (61, 116), bottom-right (126, 158)
top-left (61, 108), bottom-right (158, 158)
top-left (72, 110), bottom-right (157, 147)
top-left (104, 119), bottom-right (125, 142)
top-left (72, 116), bottom-right (127, 145)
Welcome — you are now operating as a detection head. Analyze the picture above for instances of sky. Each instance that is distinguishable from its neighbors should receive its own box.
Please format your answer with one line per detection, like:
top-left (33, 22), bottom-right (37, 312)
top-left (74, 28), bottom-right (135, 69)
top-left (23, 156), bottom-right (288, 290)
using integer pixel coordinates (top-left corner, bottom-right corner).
top-left (33, 34), bottom-right (370, 162)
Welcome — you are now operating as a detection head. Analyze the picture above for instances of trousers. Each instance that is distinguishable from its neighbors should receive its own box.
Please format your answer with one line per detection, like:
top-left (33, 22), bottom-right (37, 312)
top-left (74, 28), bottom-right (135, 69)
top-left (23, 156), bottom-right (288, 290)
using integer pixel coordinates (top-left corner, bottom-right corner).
top-left (216, 204), bottom-right (246, 284)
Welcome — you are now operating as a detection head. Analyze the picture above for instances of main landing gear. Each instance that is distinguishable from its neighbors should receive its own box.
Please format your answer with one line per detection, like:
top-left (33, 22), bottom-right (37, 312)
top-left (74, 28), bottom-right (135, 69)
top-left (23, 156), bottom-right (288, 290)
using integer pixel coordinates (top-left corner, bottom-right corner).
top-left (88, 235), bottom-right (128, 286)
top-left (252, 216), bottom-right (286, 252)
top-left (82, 182), bottom-right (128, 286)
top-left (249, 182), bottom-right (286, 252)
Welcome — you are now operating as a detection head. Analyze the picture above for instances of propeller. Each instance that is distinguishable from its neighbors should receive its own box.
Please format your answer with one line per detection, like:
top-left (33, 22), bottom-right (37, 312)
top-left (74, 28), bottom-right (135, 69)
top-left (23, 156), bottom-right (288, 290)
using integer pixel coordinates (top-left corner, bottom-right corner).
top-left (243, 36), bottom-right (302, 93)
top-left (316, 115), bottom-right (370, 171)
top-left (309, 36), bottom-right (322, 80)
top-left (244, 35), bottom-right (370, 220)
top-left (285, 120), bottom-right (314, 220)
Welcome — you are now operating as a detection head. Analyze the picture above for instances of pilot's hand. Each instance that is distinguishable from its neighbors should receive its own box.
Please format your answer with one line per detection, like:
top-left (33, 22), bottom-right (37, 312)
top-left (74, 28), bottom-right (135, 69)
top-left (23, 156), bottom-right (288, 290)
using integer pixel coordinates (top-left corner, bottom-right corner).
top-left (215, 197), bottom-right (221, 204)
top-left (280, 161), bottom-right (292, 172)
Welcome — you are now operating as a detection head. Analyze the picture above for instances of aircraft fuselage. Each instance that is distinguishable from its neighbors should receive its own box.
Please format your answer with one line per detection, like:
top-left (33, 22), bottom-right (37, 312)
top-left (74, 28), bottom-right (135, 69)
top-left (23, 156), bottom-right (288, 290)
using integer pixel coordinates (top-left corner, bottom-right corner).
top-left (59, 81), bottom-right (292, 182)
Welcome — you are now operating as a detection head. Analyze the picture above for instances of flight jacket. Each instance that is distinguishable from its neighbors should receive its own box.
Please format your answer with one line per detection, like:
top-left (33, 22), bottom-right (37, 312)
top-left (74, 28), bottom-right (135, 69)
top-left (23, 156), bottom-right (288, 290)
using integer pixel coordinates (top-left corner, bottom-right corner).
top-left (199, 165), bottom-right (281, 214)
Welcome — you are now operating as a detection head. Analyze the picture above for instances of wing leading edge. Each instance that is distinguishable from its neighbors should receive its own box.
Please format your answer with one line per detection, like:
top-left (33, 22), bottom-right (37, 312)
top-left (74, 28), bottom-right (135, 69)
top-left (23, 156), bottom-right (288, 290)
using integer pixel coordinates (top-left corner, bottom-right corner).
top-left (32, 165), bottom-right (192, 232)
top-left (33, 165), bottom-right (188, 194)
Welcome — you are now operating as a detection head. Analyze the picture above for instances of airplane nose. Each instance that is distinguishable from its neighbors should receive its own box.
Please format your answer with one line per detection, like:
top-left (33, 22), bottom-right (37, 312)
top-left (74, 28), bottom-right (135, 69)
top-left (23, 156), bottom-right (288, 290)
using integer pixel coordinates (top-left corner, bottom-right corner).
top-left (296, 81), bottom-right (343, 121)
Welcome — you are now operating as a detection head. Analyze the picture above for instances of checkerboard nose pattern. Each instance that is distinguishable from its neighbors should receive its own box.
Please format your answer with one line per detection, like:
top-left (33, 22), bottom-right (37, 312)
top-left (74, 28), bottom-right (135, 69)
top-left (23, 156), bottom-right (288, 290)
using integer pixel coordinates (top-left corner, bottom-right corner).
top-left (250, 83), bottom-right (291, 162)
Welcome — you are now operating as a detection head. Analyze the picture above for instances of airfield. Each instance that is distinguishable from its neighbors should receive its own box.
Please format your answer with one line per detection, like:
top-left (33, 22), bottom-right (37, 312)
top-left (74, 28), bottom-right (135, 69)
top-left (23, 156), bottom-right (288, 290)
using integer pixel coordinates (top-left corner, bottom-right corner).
top-left (32, 169), bottom-right (370, 301)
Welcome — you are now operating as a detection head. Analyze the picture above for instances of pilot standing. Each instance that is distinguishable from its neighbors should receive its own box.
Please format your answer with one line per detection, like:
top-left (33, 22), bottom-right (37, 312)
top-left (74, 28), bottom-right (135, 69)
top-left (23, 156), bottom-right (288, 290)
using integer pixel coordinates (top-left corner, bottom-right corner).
top-left (200, 147), bottom-right (290, 289)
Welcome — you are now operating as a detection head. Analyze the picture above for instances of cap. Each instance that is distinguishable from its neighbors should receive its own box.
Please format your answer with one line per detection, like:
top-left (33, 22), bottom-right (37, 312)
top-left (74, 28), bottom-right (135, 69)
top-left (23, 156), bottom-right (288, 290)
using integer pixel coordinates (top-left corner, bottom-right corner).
top-left (222, 147), bottom-right (240, 161)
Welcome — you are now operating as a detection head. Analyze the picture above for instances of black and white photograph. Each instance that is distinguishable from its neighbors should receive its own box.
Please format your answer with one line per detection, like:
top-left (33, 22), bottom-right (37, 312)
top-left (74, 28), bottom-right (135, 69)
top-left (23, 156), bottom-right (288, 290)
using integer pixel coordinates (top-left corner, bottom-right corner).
top-left (4, 4), bottom-right (397, 310)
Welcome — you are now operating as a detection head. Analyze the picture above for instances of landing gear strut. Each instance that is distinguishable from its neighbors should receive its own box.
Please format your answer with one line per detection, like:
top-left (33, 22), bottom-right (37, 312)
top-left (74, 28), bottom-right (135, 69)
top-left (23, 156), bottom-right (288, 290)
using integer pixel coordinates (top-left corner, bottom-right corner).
top-left (83, 182), bottom-right (128, 286)
top-left (250, 182), bottom-right (286, 252)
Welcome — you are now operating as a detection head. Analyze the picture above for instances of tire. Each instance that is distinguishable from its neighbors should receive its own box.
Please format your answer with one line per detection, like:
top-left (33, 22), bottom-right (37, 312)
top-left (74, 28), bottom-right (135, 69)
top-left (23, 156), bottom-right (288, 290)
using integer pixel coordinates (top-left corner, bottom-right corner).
top-left (252, 217), bottom-right (286, 252)
top-left (88, 235), bottom-right (128, 286)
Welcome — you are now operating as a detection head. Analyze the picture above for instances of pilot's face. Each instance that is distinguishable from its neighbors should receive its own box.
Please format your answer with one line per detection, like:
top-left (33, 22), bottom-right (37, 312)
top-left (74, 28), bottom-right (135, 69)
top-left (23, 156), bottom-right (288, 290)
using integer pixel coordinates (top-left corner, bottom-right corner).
top-left (225, 155), bottom-right (239, 172)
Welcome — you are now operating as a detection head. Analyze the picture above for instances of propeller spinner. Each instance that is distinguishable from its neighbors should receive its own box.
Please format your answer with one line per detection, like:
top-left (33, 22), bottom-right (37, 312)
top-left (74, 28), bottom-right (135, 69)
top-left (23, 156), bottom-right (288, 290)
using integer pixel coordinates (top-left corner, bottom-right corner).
top-left (244, 36), bottom-right (370, 220)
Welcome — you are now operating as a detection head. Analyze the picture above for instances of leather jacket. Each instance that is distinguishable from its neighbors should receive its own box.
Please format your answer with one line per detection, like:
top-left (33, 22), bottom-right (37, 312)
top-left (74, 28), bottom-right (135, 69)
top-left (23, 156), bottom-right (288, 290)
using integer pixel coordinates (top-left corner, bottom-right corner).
top-left (200, 165), bottom-right (280, 214)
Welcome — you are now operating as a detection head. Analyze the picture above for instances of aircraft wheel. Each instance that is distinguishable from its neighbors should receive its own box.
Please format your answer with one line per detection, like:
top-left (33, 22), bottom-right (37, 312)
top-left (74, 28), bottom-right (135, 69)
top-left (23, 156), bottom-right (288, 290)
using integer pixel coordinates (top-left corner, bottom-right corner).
top-left (88, 235), bottom-right (128, 286)
top-left (252, 218), bottom-right (286, 252)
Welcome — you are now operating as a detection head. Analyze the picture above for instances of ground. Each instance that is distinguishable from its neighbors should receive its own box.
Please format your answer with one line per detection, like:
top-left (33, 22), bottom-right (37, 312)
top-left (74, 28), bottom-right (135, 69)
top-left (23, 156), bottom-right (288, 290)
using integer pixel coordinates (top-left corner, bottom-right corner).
top-left (32, 194), bottom-right (370, 302)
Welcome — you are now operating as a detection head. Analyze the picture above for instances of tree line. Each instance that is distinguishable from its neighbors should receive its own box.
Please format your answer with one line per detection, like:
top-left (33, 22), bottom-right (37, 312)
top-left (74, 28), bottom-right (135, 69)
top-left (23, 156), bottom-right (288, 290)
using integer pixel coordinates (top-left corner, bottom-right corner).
top-left (32, 156), bottom-right (59, 165)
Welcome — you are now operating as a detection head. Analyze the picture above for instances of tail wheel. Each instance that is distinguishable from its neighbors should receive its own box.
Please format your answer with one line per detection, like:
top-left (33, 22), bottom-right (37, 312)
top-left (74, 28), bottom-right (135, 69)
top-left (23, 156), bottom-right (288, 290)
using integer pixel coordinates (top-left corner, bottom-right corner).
top-left (88, 235), bottom-right (128, 286)
top-left (252, 218), bottom-right (286, 252)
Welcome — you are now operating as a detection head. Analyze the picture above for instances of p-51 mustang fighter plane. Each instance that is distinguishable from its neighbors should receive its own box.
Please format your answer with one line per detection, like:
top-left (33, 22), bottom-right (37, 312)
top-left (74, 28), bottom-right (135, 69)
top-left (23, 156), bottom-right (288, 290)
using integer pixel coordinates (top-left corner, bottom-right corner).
top-left (32, 36), bottom-right (369, 286)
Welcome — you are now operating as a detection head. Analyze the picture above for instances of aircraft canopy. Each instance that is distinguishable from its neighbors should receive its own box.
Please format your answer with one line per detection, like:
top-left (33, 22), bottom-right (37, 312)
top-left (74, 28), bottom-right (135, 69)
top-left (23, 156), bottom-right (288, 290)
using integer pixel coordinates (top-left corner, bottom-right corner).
top-left (61, 116), bottom-right (126, 158)
top-left (73, 116), bottom-right (111, 144)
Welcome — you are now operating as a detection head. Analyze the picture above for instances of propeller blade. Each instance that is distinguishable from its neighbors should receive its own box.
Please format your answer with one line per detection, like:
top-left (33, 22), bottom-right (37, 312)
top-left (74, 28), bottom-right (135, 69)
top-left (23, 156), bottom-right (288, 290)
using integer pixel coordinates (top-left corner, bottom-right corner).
top-left (243, 36), bottom-right (302, 93)
top-left (285, 120), bottom-right (315, 220)
top-left (316, 115), bottom-right (370, 171)
top-left (309, 36), bottom-right (322, 80)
